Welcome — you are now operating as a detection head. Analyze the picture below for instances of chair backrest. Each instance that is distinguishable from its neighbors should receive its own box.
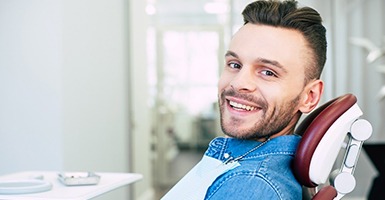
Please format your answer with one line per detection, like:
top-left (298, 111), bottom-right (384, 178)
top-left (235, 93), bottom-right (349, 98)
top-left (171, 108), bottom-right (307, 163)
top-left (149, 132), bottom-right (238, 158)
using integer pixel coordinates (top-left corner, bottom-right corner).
top-left (293, 94), bottom-right (373, 200)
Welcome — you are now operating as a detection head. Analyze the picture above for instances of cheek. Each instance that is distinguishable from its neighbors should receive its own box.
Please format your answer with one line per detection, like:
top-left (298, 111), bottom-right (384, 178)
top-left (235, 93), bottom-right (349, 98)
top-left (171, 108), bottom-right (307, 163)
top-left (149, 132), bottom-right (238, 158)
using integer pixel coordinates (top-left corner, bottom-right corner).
top-left (218, 73), bottom-right (231, 91)
top-left (259, 85), bottom-right (290, 109)
top-left (269, 77), bottom-right (304, 97)
top-left (258, 83), bottom-right (280, 99)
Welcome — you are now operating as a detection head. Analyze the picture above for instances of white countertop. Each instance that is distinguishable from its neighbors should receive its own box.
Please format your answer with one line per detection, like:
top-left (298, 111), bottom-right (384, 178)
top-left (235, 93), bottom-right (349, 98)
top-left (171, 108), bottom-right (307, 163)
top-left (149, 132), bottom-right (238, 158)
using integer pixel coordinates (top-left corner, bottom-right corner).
top-left (0, 171), bottom-right (142, 200)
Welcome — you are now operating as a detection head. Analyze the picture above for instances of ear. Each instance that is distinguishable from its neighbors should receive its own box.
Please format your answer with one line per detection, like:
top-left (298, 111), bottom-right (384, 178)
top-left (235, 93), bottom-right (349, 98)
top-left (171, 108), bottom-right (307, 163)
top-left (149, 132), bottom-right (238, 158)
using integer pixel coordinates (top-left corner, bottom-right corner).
top-left (299, 79), bottom-right (324, 114)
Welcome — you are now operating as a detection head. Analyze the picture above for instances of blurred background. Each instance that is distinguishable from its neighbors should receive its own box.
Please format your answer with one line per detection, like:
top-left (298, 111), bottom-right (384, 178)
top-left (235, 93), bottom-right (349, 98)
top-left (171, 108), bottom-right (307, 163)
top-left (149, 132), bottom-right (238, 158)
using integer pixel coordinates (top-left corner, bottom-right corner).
top-left (0, 0), bottom-right (384, 199)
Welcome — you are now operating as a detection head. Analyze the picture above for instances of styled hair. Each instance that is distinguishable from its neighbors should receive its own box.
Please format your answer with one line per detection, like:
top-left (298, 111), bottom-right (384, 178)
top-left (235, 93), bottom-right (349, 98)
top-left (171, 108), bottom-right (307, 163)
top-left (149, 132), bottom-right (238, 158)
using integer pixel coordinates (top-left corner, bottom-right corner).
top-left (242, 0), bottom-right (327, 81)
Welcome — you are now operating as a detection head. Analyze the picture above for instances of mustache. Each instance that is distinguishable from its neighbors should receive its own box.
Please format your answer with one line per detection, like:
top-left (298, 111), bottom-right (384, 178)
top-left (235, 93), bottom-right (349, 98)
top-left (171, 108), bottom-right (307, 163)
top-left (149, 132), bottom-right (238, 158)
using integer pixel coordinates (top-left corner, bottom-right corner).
top-left (220, 88), bottom-right (268, 111)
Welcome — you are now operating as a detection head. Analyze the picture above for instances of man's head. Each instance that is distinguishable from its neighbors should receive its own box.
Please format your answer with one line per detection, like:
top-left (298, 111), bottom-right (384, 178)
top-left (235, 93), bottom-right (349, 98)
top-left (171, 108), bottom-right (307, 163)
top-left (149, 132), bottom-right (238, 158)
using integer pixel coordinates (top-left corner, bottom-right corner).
top-left (218, 0), bottom-right (326, 140)
top-left (242, 0), bottom-right (327, 83)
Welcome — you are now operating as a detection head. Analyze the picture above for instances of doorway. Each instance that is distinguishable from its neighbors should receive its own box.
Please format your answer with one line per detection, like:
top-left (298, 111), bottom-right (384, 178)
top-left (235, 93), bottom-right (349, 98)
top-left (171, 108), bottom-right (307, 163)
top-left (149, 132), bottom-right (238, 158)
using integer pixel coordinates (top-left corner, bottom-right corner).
top-left (148, 26), bottom-right (224, 194)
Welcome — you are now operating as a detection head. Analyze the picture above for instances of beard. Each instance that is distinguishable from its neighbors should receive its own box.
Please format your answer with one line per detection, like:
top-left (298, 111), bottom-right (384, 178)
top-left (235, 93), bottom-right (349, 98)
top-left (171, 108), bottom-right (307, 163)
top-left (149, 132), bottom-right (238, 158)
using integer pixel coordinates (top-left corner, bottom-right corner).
top-left (219, 88), bottom-right (301, 140)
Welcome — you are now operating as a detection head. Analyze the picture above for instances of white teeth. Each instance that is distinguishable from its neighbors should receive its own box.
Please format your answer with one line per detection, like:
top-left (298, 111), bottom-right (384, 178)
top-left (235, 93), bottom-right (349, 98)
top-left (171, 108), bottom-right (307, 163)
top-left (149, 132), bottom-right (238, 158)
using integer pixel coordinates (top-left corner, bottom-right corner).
top-left (229, 101), bottom-right (256, 111)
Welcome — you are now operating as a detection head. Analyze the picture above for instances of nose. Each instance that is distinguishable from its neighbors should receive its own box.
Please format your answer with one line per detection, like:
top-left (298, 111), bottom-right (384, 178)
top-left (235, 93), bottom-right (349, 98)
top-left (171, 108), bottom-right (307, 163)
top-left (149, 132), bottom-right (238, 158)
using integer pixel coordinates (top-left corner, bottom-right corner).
top-left (230, 67), bottom-right (257, 93)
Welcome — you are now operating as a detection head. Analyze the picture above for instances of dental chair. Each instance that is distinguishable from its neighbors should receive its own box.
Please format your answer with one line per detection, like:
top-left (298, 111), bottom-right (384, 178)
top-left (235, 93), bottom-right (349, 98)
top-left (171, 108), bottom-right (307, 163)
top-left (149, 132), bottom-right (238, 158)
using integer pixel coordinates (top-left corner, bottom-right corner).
top-left (293, 94), bottom-right (373, 199)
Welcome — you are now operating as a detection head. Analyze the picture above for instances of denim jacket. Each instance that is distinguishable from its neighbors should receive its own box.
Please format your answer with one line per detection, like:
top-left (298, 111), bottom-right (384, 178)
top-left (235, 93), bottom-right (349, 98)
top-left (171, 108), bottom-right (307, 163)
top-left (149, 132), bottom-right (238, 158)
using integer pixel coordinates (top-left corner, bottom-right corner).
top-left (204, 135), bottom-right (302, 200)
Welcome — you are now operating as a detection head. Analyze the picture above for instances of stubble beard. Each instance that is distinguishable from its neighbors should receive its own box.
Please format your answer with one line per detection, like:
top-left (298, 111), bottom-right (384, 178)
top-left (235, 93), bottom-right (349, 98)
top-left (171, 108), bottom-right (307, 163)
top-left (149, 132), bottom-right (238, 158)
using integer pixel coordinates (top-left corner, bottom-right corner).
top-left (219, 89), bottom-right (301, 140)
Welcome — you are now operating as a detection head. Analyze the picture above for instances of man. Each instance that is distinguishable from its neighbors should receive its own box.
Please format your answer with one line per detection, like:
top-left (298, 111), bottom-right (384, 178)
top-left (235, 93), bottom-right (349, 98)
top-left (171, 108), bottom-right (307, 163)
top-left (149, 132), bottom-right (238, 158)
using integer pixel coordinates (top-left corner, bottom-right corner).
top-left (162, 0), bottom-right (326, 199)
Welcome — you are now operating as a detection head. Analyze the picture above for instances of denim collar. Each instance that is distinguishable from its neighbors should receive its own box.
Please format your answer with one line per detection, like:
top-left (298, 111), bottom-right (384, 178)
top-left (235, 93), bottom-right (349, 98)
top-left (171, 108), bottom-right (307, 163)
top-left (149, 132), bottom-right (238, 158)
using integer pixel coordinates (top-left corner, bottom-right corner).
top-left (204, 135), bottom-right (301, 163)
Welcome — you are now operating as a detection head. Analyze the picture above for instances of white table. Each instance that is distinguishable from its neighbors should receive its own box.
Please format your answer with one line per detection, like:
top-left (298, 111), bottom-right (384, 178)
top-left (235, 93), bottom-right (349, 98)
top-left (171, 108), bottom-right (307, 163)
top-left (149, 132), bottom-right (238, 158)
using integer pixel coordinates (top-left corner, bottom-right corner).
top-left (0, 171), bottom-right (142, 200)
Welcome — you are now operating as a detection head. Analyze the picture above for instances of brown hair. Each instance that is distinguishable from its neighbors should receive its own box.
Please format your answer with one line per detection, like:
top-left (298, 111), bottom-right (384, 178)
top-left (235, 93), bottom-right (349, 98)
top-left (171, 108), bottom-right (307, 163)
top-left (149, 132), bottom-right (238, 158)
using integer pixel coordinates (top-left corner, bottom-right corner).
top-left (242, 0), bottom-right (327, 82)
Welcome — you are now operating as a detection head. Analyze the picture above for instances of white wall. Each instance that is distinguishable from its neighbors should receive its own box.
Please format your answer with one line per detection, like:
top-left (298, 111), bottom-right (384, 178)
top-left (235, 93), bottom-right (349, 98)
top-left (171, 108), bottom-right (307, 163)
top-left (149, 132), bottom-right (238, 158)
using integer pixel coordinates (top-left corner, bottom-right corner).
top-left (0, 0), bottom-right (134, 199)
top-left (0, 0), bottom-right (63, 174)
top-left (61, 0), bottom-right (130, 173)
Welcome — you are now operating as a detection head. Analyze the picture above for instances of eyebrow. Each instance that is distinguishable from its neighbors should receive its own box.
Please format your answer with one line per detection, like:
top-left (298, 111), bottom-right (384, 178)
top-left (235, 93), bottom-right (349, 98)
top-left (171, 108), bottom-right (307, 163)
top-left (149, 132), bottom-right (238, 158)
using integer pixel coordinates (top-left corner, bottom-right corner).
top-left (225, 50), bottom-right (287, 73)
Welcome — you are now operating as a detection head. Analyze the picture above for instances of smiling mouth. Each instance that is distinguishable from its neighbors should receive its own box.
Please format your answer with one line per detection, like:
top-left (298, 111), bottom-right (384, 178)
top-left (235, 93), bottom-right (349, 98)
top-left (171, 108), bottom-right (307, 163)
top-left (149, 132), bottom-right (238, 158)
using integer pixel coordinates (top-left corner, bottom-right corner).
top-left (229, 100), bottom-right (258, 111)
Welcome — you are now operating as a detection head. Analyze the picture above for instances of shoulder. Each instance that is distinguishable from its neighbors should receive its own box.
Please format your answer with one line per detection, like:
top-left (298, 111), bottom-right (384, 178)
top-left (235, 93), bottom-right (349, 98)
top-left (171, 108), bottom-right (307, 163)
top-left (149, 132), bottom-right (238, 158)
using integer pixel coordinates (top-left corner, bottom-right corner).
top-left (205, 154), bottom-right (302, 200)
top-left (205, 170), bottom-right (302, 199)
top-left (205, 172), bottom-right (281, 200)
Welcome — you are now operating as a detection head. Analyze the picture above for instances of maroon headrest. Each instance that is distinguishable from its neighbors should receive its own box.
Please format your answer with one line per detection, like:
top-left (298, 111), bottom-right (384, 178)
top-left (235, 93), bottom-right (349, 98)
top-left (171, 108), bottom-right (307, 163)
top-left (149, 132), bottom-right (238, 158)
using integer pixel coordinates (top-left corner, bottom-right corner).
top-left (293, 94), bottom-right (357, 187)
top-left (312, 186), bottom-right (338, 200)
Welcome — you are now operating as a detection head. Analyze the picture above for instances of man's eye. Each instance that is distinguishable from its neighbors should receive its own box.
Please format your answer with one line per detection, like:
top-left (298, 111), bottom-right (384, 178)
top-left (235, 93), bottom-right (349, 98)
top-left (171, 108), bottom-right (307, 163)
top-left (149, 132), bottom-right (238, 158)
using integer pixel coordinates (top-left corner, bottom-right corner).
top-left (228, 62), bottom-right (241, 69)
top-left (261, 70), bottom-right (277, 77)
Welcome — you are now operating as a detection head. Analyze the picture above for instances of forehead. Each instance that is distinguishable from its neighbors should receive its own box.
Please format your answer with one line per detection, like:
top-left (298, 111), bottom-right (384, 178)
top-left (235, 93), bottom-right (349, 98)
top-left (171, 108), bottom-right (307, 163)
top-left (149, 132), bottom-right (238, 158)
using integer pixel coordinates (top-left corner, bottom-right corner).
top-left (229, 24), bottom-right (311, 72)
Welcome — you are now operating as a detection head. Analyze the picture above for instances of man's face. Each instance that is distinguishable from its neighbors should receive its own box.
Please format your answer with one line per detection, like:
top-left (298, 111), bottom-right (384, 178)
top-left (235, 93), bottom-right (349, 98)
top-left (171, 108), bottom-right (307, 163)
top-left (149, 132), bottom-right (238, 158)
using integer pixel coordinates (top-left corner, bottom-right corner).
top-left (218, 24), bottom-right (311, 140)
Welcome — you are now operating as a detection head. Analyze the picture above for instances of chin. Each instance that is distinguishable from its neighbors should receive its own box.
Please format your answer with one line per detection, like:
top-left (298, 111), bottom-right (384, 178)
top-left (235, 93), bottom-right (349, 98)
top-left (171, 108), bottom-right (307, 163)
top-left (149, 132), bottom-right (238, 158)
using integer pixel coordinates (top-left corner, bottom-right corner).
top-left (222, 127), bottom-right (252, 139)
